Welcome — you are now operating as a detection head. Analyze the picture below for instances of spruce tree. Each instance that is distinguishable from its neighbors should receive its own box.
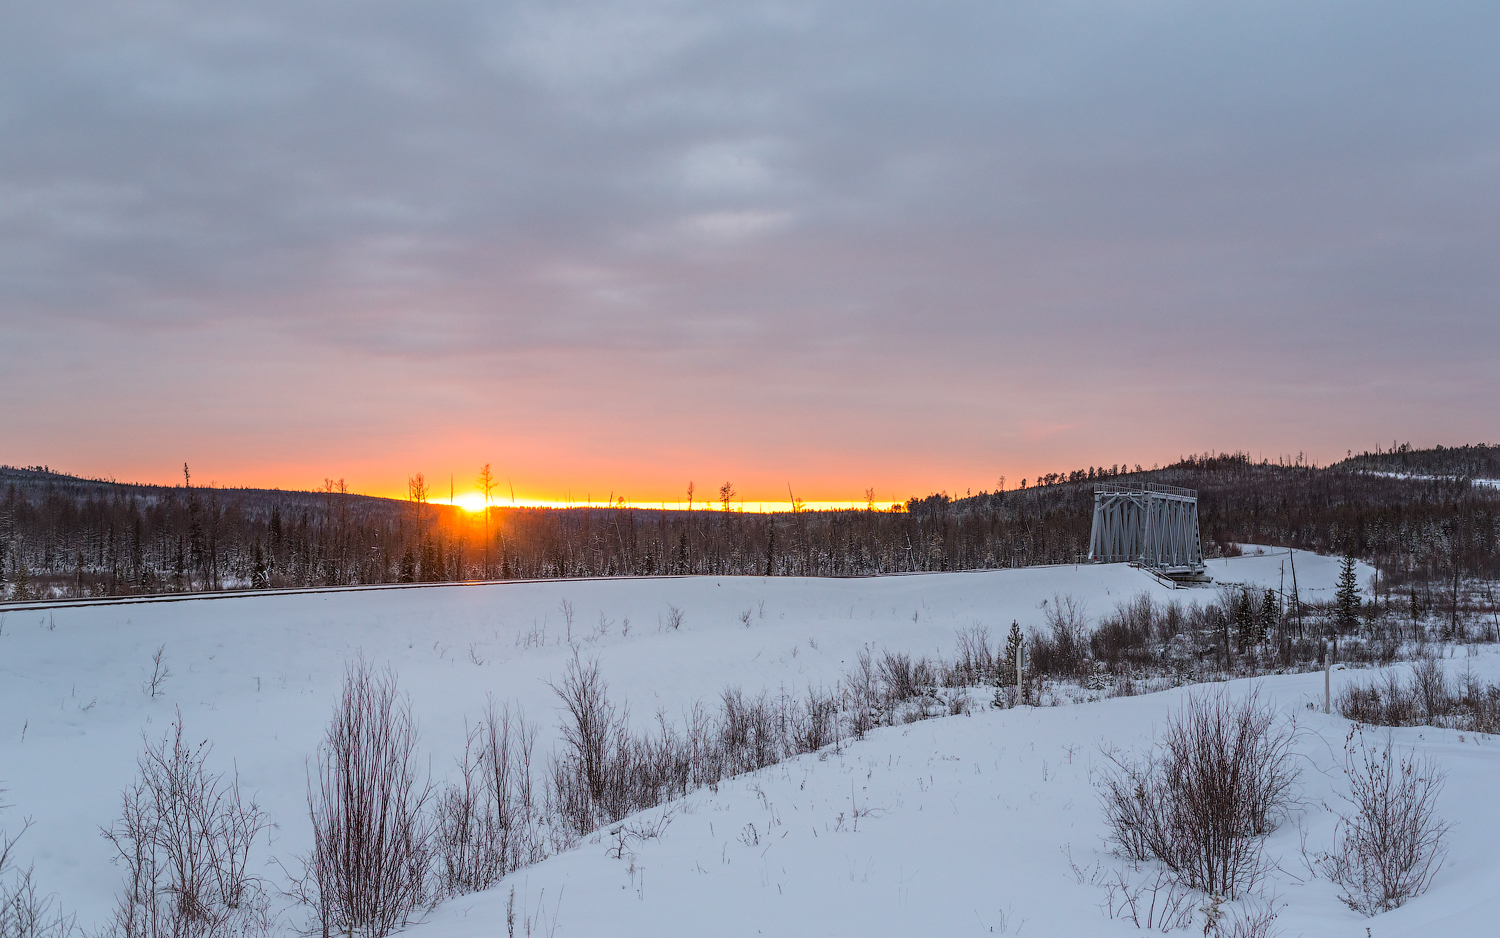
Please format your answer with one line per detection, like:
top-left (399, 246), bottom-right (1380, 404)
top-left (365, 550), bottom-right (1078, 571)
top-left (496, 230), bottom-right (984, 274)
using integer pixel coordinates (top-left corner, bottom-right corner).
top-left (1259, 587), bottom-right (1279, 643)
top-left (1235, 588), bottom-right (1257, 652)
top-left (994, 621), bottom-right (1024, 707)
top-left (1336, 554), bottom-right (1361, 634)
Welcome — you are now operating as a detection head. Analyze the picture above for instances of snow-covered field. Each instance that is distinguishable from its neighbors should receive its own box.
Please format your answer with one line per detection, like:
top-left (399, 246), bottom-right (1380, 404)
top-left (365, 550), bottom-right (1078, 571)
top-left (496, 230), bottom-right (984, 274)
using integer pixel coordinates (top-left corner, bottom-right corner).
top-left (3, 551), bottom-right (1495, 937)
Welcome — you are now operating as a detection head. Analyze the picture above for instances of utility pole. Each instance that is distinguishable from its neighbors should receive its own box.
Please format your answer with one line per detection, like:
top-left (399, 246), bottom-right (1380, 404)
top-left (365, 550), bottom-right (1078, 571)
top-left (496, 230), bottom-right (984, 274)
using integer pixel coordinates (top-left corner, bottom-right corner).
top-left (1289, 548), bottom-right (1302, 638)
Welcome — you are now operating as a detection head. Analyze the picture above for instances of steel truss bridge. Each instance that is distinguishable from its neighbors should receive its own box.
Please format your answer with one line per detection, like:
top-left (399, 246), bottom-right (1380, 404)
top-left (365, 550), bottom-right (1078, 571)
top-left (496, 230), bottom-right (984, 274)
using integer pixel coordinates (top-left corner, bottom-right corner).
top-left (1088, 482), bottom-right (1208, 580)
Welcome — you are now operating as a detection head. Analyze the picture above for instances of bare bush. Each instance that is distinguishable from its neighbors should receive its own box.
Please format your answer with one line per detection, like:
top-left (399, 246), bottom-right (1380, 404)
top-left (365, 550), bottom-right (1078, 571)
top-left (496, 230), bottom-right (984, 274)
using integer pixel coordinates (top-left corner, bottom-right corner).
top-left (947, 625), bottom-right (993, 687)
top-left (1090, 595), bottom-right (1165, 673)
top-left (1, 816), bottom-right (75, 938)
top-left (846, 649), bottom-right (881, 738)
top-left (303, 661), bottom-right (433, 938)
top-left (0, 864), bottom-right (75, 938)
top-left (878, 652), bottom-right (937, 705)
top-left (547, 655), bottom-right (637, 835)
top-left (1337, 657), bottom-right (1500, 733)
top-left (101, 716), bottom-right (269, 938)
top-left (1315, 731), bottom-right (1448, 915)
top-left (143, 646), bottom-right (171, 699)
top-left (1222, 896), bottom-right (1283, 938)
top-left (433, 728), bottom-right (493, 897)
top-left (1099, 689), bottom-right (1297, 898)
top-left (719, 688), bottom-right (788, 774)
top-left (1095, 864), bottom-right (1196, 931)
top-left (1029, 595), bottom-right (1089, 681)
top-left (434, 702), bottom-right (544, 897)
top-left (791, 687), bottom-right (840, 753)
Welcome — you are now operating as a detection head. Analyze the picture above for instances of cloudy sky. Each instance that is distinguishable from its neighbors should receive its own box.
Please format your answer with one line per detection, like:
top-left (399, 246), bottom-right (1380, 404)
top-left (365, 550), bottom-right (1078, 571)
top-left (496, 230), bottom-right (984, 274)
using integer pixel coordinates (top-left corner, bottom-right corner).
top-left (2, 1), bottom-right (1496, 503)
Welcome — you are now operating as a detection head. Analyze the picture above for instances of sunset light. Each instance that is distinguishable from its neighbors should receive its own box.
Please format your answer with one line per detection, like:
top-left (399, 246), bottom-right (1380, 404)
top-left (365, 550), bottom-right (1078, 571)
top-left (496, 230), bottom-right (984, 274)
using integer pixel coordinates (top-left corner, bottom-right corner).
top-left (428, 489), bottom-right (906, 514)
top-left (448, 492), bottom-right (490, 513)
top-left (4, 5), bottom-right (1497, 936)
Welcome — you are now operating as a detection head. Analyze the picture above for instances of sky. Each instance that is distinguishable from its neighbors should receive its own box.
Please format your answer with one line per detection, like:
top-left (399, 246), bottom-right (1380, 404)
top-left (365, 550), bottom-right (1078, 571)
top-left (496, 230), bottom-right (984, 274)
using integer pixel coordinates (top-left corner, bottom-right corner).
top-left (2, 1), bottom-right (1497, 506)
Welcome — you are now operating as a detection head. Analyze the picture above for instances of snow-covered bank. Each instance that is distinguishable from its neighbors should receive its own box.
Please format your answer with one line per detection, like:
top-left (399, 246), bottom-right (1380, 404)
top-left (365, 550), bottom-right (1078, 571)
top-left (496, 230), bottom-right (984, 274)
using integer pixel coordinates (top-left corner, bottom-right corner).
top-left (1, 556), bottom-right (1482, 938)
top-left (411, 658), bottom-right (1500, 938)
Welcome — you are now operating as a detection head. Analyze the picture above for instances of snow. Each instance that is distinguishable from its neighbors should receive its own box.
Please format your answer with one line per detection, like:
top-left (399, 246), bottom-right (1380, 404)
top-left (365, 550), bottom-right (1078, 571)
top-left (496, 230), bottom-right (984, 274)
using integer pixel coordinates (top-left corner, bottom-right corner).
top-left (1, 555), bottom-right (1491, 937)
top-left (1361, 470), bottom-right (1500, 490)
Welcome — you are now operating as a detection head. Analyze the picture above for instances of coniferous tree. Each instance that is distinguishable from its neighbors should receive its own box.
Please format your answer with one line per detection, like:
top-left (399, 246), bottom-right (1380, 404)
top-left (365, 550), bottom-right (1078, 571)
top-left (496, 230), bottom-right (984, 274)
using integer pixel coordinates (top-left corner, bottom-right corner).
top-left (994, 621), bottom-right (1025, 706)
top-left (1235, 588), bottom-right (1257, 651)
top-left (1259, 587), bottom-right (1279, 643)
top-left (1336, 554), bottom-right (1361, 634)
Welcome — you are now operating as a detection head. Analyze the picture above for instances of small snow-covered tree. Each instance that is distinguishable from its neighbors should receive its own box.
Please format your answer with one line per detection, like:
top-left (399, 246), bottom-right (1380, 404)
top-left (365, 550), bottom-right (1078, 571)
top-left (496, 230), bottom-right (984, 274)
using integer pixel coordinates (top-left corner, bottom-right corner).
top-left (993, 621), bottom-right (1024, 706)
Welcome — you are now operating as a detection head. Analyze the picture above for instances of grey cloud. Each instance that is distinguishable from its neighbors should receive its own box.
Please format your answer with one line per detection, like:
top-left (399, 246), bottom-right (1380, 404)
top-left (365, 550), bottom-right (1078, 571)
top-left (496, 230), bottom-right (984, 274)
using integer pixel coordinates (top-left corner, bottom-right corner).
top-left (2, 0), bottom-right (1497, 479)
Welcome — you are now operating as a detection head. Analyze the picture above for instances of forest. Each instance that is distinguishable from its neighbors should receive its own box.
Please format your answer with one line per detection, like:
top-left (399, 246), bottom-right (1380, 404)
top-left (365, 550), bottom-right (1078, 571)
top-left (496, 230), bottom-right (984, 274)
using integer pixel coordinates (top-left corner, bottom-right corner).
top-left (2, 445), bottom-right (1497, 605)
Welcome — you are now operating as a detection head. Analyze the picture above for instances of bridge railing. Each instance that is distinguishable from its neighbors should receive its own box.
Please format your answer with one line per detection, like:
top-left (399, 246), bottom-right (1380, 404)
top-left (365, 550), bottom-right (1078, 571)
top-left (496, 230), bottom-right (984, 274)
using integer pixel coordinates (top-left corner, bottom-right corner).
top-left (1093, 481), bottom-right (1197, 499)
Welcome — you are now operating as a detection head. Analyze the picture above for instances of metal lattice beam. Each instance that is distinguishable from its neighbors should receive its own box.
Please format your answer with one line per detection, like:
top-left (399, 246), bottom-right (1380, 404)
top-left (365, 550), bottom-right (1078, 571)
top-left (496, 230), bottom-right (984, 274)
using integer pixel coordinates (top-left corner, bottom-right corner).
top-left (1088, 482), bottom-right (1205, 576)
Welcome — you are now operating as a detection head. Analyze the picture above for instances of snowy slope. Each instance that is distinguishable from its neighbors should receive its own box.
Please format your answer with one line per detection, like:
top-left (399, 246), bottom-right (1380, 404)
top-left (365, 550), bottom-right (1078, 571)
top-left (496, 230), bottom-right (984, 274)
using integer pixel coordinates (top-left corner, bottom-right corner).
top-left (413, 657), bottom-right (1500, 938)
top-left (8, 552), bottom-right (1484, 938)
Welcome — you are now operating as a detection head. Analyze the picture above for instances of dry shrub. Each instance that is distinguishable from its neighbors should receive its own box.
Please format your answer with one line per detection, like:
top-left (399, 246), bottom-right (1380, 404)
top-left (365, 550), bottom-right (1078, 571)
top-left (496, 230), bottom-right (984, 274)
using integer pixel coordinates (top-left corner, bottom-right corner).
top-left (847, 649), bottom-right (881, 738)
top-left (1099, 688), bottom-right (1297, 898)
top-left (791, 687), bottom-right (839, 753)
top-left (948, 625), bottom-right (993, 687)
top-left (1029, 595), bottom-right (1089, 680)
top-left (877, 652), bottom-right (937, 704)
top-left (434, 701), bottom-right (543, 897)
top-left (102, 716), bottom-right (269, 938)
top-left (546, 657), bottom-right (853, 841)
top-left (1091, 595), bottom-right (1164, 672)
top-left (1337, 656), bottom-right (1500, 733)
top-left (1315, 730), bottom-right (1448, 915)
top-left (1, 818), bottom-right (75, 938)
top-left (304, 660), bottom-right (433, 938)
top-left (547, 654), bottom-right (636, 834)
top-left (1222, 896), bottom-right (1283, 938)
top-left (718, 688), bottom-right (785, 774)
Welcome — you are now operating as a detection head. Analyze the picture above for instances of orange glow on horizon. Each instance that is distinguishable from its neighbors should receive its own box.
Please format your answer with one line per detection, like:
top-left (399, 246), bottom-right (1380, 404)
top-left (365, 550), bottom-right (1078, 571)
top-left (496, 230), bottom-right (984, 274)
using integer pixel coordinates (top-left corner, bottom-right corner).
top-left (416, 492), bottom-right (908, 514)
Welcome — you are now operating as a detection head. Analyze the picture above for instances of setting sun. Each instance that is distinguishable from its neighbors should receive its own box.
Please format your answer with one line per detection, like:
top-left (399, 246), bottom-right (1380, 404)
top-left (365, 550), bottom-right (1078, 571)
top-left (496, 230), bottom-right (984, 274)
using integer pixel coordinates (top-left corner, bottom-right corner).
top-left (448, 492), bottom-right (490, 513)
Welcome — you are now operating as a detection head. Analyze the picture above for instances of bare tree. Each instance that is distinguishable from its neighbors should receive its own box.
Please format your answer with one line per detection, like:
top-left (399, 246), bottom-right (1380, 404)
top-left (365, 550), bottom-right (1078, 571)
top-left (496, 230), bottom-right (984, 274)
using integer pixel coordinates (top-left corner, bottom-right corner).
top-left (477, 465), bottom-right (497, 578)
top-left (406, 475), bottom-right (429, 546)
top-left (718, 482), bottom-right (735, 512)
top-left (303, 661), bottom-right (433, 938)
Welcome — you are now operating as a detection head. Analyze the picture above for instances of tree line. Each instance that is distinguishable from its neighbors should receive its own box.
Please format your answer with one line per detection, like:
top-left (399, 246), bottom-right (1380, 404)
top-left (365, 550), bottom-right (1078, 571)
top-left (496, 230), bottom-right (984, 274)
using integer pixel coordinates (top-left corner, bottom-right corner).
top-left (2, 448), bottom-right (1497, 602)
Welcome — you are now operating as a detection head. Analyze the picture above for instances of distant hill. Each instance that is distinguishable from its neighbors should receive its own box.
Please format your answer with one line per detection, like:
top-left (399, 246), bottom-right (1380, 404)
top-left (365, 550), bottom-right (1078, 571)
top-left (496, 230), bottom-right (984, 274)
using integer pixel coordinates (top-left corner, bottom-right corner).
top-left (1330, 443), bottom-right (1500, 480)
top-left (0, 465), bottom-right (412, 521)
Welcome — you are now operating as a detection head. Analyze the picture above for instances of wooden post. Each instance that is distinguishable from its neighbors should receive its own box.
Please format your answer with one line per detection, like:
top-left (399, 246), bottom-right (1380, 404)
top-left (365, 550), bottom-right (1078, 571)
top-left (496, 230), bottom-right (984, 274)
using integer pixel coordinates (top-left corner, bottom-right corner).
top-left (1016, 643), bottom-right (1024, 707)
